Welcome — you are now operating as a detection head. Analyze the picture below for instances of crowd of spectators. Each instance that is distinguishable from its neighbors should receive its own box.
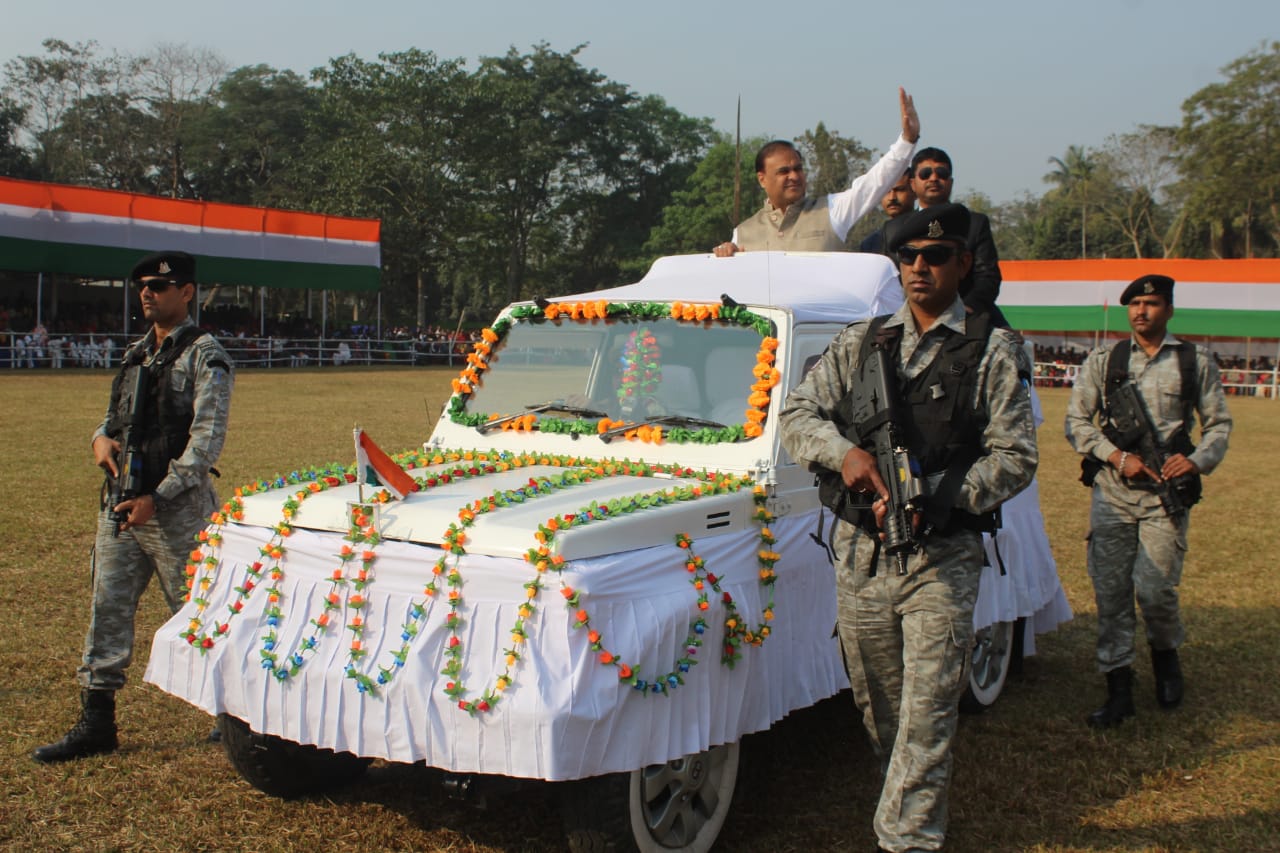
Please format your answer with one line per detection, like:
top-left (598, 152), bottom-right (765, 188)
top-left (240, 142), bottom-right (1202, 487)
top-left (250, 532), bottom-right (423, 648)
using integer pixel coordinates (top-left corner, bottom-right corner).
top-left (1033, 345), bottom-right (1089, 387)
top-left (1031, 343), bottom-right (1277, 397)
top-left (1, 298), bottom-right (483, 369)
top-left (1219, 356), bottom-right (1277, 397)
top-left (2, 297), bottom-right (1275, 392)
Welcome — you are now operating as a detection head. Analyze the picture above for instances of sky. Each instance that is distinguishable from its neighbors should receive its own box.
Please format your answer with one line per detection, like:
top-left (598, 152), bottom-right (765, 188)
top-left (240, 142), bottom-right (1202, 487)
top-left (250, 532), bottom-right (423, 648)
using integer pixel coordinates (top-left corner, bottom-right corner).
top-left (2, 0), bottom-right (1277, 204)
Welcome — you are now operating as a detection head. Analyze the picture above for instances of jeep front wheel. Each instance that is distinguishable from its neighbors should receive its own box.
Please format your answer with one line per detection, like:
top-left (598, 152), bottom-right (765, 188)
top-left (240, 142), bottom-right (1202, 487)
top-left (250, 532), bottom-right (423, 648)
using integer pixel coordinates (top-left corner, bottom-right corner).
top-left (217, 713), bottom-right (371, 799)
top-left (561, 740), bottom-right (741, 852)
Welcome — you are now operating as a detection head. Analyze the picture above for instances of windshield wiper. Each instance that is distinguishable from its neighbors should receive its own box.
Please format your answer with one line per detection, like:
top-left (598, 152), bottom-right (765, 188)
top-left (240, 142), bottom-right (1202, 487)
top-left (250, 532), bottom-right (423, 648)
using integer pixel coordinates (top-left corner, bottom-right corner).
top-left (598, 414), bottom-right (728, 443)
top-left (476, 400), bottom-right (608, 434)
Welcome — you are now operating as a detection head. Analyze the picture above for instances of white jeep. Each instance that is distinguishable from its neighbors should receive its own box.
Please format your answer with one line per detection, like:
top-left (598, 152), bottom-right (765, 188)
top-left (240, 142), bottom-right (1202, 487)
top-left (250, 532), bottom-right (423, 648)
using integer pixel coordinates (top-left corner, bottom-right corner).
top-left (146, 252), bottom-right (1068, 852)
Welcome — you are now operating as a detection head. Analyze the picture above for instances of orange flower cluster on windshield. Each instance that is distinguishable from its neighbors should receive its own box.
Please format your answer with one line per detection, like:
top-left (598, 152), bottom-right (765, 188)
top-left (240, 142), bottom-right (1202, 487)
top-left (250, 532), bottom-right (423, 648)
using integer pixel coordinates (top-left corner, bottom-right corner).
top-left (743, 337), bottom-right (781, 437)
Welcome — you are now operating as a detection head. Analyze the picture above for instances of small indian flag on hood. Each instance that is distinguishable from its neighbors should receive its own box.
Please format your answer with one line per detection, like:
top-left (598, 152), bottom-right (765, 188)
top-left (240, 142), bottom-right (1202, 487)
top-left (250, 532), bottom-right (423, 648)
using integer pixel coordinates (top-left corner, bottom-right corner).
top-left (354, 428), bottom-right (419, 500)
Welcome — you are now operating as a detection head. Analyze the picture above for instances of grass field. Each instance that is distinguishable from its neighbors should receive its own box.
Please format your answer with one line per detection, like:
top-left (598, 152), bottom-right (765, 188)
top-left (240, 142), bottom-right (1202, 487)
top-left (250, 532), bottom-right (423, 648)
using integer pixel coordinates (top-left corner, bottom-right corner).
top-left (2, 368), bottom-right (1277, 852)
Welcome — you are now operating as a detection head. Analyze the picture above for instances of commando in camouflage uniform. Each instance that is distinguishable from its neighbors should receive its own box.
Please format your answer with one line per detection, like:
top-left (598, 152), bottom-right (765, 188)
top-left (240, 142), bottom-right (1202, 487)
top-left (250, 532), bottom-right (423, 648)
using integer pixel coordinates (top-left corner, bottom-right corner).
top-left (34, 252), bottom-right (233, 764)
top-left (1066, 311), bottom-right (1230, 724)
top-left (781, 295), bottom-right (1037, 852)
top-left (82, 315), bottom-right (233, 691)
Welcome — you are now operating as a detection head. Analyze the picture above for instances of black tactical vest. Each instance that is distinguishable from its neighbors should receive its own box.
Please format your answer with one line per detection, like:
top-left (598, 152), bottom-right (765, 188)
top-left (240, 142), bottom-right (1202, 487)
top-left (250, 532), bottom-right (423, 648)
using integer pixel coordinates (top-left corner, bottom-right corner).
top-left (860, 312), bottom-right (998, 533)
top-left (106, 326), bottom-right (210, 493)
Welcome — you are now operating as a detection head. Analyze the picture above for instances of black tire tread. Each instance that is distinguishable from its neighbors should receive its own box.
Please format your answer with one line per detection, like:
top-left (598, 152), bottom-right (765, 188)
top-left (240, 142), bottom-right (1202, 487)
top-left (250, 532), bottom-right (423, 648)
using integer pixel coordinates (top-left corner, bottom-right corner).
top-left (218, 713), bottom-right (371, 799)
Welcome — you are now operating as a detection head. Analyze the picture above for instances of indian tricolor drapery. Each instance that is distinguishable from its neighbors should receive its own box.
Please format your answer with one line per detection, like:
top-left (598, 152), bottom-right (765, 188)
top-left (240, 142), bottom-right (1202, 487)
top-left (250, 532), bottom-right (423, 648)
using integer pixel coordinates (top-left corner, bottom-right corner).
top-left (999, 259), bottom-right (1280, 338)
top-left (0, 177), bottom-right (380, 291)
top-left (354, 429), bottom-right (419, 500)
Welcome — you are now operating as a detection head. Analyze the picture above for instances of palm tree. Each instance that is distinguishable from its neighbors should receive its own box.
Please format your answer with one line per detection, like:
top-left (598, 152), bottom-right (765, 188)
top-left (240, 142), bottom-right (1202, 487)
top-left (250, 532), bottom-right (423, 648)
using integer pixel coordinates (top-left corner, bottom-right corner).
top-left (1045, 145), bottom-right (1098, 258)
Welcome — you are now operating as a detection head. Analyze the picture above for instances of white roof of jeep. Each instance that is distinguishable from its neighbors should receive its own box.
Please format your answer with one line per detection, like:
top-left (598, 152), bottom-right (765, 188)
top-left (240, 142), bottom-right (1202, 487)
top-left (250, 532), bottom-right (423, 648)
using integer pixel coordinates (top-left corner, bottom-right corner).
top-left (573, 251), bottom-right (904, 325)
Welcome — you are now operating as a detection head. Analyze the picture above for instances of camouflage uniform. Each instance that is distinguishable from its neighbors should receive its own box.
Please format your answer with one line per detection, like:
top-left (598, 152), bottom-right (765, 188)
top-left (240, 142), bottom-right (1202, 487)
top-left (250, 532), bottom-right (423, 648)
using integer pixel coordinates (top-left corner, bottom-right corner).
top-left (781, 297), bottom-right (1037, 852)
top-left (81, 317), bottom-right (233, 690)
top-left (1064, 334), bottom-right (1231, 673)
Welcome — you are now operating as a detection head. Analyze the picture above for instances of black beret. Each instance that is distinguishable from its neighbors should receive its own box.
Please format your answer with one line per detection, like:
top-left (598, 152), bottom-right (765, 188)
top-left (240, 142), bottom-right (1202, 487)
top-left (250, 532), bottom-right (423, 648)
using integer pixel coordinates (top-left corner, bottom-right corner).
top-left (885, 203), bottom-right (971, 253)
top-left (129, 250), bottom-right (196, 285)
top-left (1119, 274), bottom-right (1174, 305)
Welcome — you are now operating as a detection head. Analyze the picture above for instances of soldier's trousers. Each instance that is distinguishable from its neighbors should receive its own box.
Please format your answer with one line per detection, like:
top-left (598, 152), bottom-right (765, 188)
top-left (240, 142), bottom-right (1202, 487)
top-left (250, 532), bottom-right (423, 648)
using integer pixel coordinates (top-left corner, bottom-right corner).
top-left (835, 528), bottom-right (982, 853)
top-left (1086, 490), bottom-right (1188, 672)
top-left (79, 485), bottom-right (216, 691)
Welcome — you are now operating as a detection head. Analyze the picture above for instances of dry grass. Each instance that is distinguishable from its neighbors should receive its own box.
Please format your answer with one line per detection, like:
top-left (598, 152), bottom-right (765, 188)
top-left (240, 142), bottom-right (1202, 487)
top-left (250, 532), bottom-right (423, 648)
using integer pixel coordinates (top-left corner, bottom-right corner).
top-left (1, 371), bottom-right (1276, 852)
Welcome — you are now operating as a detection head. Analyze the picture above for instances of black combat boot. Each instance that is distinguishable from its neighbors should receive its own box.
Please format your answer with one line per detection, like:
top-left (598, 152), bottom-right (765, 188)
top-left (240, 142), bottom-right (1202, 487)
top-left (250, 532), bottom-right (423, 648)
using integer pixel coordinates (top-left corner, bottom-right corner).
top-left (1086, 666), bottom-right (1135, 729)
top-left (1151, 647), bottom-right (1184, 709)
top-left (32, 689), bottom-right (118, 763)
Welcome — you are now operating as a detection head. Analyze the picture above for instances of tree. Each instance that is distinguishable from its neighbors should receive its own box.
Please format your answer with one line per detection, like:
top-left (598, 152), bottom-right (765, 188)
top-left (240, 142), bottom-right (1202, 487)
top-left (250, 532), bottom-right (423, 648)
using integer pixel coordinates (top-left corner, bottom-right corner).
top-left (42, 91), bottom-right (161, 191)
top-left (1044, 144), bottom-right (1100, 258)
top-left (1, 39), bottom-right (144, 182)
top-left (452, 44), bottom-right (625, 306)
top-left (137, 43), bottom-right (228, 198)
top-left (0, 95), bottom-right (34, 177)
top-left (184, 65), bottom-right (316, 206)
top-left (636, 134), bottom-right (765, 268)
top-left (795, 122), bottom-right (871, 196)
top-left (1177, 41), bottom-right (1280, 258)
top-left (303, 49), bottom-right (470, 326)
top-left (538, 91), bottom-right (713, 293)
top-left (1096, 126), bottom-right (1185, 258)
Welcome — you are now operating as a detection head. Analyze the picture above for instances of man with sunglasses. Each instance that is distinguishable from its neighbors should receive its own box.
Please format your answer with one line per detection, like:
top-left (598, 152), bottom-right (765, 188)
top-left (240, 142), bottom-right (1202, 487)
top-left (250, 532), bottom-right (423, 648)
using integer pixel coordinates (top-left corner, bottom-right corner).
top-left (34, 250), bottom-right (234, 763)
top-left (713, 88), bottom-right (919, 256)
top-left (781, 203), bottom-right (1036, 853)
top-left (910, 147), bottom-right (1006, 326)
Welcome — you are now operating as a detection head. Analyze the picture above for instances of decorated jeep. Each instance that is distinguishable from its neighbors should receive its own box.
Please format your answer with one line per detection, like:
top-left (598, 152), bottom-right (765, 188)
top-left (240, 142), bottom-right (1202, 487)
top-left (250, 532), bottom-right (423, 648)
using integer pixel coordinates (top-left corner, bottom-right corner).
top-left (145, 252), bottom-right (1068, 852)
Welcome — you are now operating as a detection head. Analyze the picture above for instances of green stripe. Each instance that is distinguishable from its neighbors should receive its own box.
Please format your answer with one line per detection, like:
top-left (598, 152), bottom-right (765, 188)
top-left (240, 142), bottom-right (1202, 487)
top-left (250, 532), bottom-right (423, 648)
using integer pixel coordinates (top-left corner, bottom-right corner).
top-left (0, 235), bottom-right (379, 292)
top-left (1003, 305), bottom-right (1280, 338)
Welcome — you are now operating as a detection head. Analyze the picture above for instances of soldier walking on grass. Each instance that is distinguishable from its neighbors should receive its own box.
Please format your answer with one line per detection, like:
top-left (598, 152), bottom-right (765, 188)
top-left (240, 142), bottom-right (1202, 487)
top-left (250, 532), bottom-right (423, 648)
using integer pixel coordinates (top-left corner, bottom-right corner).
top-left (33, 251), bottom-right (233, 763)
top-left (1065, 274), bottom-right (1232, 728)
top-left (780, 204), bottom-right (1037, 852)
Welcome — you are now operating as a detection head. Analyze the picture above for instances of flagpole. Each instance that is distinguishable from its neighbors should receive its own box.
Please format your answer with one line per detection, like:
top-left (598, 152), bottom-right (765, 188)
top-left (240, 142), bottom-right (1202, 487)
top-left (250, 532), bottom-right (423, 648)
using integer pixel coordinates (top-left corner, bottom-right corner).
top-left (354, 425), bottom-right (364, 505)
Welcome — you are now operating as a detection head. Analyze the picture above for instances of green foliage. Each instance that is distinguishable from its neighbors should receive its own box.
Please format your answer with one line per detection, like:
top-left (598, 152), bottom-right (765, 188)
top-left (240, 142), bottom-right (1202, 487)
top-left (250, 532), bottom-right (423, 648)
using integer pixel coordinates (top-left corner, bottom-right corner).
top-left (795, 121), bottom-right (871, 196)
top-left (1177, 40), bottom-right (1280, 258)
top-left (633, 134), bottom-right (766, 272)
top-left (184, 65), bottom-right (315, 206)
top-left (0, 95), bottom-right (34, 177)
top-left (3, 36), bottom-right (1278, 306)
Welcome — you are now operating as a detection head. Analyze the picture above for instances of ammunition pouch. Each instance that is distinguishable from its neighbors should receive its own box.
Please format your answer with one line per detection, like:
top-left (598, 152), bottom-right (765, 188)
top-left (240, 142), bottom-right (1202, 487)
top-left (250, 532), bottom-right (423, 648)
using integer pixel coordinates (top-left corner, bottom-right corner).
top-left (815, 469), bottom-right (872, 527)
top-left (1080, 456), bottom-right (1103, 487)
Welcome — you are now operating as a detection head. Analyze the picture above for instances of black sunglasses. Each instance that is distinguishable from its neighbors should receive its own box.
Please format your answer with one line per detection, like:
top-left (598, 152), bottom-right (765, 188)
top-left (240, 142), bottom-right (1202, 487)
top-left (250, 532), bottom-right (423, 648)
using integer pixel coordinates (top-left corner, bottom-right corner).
top-left (897, 244), bottom-right (959, 266)
top-left (915, 166), bottom-right (952, 181)
top-left (133, 278), bottom-right (180, 293)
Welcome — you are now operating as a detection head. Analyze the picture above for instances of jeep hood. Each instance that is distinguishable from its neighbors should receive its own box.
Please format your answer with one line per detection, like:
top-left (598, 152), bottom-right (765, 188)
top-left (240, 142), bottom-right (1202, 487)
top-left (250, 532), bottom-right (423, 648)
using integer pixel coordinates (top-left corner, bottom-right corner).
top-left (234, 463), bottom-right (755, 561)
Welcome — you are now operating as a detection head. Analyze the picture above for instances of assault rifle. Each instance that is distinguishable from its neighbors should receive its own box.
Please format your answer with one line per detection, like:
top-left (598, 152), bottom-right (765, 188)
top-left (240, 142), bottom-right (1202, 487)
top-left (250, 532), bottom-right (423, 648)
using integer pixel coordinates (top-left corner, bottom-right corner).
top-left (817, 339), bottom-right (924, 575)
top-left (1104, 381), bottom-right (1202, 519)
top-left (109, 365), bottom-right (150, 537)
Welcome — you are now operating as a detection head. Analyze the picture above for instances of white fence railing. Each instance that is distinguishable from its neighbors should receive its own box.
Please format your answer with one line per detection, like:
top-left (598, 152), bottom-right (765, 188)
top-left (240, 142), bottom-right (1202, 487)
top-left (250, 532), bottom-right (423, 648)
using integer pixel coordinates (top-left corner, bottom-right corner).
top-left (1033, 361), bottom-right (1277, 398)
top-left (1, 334), bottom-right (478, 369)
top-left (5, 338), bottom-right (1277, 399)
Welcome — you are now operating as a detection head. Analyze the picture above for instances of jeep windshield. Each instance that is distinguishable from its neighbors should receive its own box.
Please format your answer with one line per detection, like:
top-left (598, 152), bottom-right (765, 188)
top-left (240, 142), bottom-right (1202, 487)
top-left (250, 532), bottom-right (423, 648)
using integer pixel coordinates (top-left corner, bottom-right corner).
top-left (465, 314), bottom-right (767, 429)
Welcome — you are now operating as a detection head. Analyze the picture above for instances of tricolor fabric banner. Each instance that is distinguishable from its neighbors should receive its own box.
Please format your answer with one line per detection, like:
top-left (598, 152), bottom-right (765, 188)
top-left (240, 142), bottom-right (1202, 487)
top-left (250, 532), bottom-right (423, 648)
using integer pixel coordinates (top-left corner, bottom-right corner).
top-left (354, 429), bottom-right (419, 500)
top-left (0, 177), bottom-right (380, 292)
top-left (1000, 259), bottom-right (1280, 338)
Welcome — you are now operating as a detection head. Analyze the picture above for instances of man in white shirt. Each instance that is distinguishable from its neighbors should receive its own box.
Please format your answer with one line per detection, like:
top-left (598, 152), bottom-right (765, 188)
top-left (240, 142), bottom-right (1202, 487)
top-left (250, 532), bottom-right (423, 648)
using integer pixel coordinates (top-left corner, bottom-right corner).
top-left (713, 88), bottom-right (919, 256)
